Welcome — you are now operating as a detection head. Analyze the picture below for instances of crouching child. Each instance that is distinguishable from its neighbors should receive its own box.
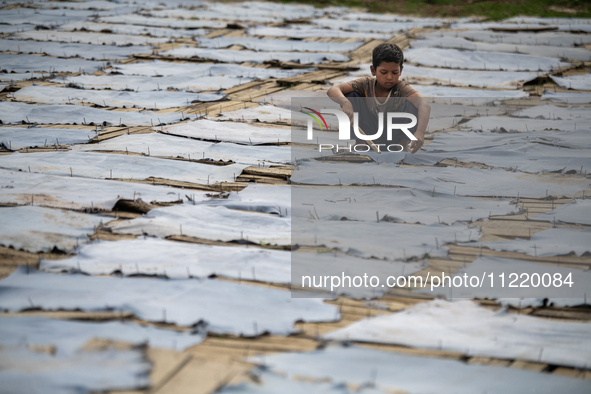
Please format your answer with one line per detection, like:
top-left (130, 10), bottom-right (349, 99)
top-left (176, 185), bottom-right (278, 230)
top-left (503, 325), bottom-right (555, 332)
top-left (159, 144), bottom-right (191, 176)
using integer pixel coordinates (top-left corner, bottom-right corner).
top-left (327, 43), bottom-right (430, 154)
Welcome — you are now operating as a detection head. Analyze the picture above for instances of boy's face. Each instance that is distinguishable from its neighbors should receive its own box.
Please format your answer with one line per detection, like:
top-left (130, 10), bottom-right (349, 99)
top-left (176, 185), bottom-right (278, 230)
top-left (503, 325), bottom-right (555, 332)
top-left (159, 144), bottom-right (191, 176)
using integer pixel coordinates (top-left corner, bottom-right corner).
top-left (370, 62), bottom-right (403, 90)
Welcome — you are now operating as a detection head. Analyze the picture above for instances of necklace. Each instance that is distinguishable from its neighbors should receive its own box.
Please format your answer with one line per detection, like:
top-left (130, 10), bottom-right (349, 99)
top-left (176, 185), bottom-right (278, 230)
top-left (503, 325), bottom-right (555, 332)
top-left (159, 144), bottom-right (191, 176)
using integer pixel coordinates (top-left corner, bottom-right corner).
top-left (372, 80), bottom-right (393, 116)
top-left (373, 80), bottom-right (393, 107)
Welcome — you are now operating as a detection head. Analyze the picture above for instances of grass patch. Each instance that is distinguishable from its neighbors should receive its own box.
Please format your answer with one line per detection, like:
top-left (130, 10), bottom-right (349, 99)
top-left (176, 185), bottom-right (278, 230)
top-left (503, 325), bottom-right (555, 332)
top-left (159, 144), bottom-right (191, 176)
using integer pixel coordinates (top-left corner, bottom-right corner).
top-left (278, 0), bottom-right (591, 20)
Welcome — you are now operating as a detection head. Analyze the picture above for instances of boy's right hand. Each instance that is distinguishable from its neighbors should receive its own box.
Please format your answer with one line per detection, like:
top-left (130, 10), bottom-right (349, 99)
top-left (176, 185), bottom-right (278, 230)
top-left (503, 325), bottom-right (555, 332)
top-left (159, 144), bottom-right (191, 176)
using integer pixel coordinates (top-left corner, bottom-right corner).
top-left (341, 100), bottom-right (354, 123)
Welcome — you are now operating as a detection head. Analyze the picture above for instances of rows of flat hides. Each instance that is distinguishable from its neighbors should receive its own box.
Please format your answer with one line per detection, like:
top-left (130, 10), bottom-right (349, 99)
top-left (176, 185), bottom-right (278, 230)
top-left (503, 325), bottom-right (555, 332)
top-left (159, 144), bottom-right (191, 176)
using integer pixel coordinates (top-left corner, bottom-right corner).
top-left (1, 0), bottom-right (591, 393)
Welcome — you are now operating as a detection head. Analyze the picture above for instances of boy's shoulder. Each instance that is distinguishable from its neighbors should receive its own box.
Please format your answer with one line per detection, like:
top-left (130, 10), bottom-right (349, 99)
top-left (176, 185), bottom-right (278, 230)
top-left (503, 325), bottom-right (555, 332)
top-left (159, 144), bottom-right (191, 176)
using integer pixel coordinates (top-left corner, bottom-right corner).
top-left (347, 76), bottom-right (374, 85)
top-left (348, 76), bottom-right (415, 97)
top-left (394, 81), bottom-right (417, 97)
top-left (348, 76), bottom-right (374, 96)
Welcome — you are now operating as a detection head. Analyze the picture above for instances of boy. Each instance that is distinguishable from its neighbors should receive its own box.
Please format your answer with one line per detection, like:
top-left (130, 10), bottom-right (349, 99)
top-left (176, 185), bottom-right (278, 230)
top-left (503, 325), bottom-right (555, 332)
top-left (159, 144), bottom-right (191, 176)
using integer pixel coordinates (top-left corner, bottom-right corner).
top-left (327, 43), bottom-right (430, 154)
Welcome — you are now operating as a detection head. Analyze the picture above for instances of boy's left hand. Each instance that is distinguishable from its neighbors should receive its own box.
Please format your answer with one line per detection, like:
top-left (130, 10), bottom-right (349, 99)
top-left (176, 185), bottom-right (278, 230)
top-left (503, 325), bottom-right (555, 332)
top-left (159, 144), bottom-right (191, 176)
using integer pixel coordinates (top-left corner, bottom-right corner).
top-left (409, 131), bottom-right (424, 154)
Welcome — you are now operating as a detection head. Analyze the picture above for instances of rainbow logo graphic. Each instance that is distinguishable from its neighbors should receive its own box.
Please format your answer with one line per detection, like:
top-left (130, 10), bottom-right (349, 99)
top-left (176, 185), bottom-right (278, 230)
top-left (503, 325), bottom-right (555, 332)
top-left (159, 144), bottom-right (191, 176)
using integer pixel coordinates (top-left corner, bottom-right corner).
top-left (302, 107), bottom-right (328, 131)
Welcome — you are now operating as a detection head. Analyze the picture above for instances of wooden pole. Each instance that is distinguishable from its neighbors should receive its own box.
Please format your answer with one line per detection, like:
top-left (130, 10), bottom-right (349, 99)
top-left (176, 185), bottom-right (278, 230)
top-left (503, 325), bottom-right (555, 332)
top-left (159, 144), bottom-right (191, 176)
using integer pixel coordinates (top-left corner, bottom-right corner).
top-left (356, 126), bottom-right (380, 154)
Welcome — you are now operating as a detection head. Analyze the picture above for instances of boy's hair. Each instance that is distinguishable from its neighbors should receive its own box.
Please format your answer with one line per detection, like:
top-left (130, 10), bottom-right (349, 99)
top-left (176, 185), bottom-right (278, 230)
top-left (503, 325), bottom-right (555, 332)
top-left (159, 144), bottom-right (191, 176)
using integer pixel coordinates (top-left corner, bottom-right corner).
top-left (372, 43), bottom-right (404, 69)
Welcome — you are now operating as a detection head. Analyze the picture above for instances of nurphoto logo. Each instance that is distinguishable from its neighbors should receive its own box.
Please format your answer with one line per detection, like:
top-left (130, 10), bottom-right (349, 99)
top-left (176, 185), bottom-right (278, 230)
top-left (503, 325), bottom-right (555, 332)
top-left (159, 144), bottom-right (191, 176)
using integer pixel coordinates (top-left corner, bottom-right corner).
top-left (302, 107), bottom-right (418, 153)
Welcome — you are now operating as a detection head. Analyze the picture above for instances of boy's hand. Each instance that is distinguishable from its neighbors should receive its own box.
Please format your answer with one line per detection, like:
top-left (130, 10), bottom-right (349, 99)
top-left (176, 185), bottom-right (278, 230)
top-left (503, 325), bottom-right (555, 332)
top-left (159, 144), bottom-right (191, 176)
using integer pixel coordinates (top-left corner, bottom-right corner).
top-left (341, 100), bottom-right (354, 123)
top-left (409, 131), bottom-right (424, 154)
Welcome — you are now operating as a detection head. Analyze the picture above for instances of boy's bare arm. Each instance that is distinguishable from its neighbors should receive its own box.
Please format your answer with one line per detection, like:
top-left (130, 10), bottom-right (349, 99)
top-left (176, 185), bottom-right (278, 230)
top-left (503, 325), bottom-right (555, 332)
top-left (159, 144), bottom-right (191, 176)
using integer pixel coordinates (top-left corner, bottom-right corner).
top-left (327, 82), bottom-right (355, 122)
top-left (407, 93), bottom-right (431, 154)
